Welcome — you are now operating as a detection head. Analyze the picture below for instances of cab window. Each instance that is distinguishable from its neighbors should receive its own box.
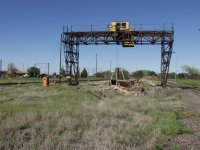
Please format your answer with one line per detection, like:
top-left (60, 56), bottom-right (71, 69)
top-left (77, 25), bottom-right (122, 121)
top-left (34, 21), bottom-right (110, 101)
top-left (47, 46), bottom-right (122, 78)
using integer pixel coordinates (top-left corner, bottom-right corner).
top-left (122, 23), bottom-right (126, 28)
top-left (116, 23), bottom-right (121, 28)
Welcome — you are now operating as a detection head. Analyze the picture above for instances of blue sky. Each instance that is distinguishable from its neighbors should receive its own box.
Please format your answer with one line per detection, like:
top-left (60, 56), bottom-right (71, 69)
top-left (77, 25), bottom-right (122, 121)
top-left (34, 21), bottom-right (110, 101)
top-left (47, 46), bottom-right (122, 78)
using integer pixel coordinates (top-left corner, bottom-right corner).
top-left (0, 0), bottom-right (200, 74)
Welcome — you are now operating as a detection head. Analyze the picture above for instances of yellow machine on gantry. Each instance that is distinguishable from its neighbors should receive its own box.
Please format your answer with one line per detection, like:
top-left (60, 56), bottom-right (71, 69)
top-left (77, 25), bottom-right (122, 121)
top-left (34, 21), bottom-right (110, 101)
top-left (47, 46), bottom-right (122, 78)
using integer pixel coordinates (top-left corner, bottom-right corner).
top-left (107, 21), bottom-right (134, 47)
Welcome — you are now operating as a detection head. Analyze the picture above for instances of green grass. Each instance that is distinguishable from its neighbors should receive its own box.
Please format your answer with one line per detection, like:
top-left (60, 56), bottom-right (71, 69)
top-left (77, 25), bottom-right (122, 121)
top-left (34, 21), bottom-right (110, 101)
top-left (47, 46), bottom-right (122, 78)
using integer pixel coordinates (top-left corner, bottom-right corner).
top-left (169, 78), bottom-right (200, 87)
top-left (0, 77), bottom-right (42, 83)
top-left (0, 82), bottom-right (184, 149)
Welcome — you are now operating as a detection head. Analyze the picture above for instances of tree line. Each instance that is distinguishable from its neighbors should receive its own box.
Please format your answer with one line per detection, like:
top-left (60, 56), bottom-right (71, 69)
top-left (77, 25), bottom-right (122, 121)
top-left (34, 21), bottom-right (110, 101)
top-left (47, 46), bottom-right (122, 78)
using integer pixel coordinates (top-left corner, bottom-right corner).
top-left (4, 63), bottom-right (200, 80)
top-left (80, 65), bottom-right (200, 80)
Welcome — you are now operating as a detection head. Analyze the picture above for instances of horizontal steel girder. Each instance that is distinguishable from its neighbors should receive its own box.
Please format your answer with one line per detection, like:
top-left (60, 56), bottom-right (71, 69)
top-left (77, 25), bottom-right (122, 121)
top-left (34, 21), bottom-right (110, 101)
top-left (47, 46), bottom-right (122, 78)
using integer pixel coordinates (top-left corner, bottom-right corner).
top-left (63, 30), bottom-right (174, 45)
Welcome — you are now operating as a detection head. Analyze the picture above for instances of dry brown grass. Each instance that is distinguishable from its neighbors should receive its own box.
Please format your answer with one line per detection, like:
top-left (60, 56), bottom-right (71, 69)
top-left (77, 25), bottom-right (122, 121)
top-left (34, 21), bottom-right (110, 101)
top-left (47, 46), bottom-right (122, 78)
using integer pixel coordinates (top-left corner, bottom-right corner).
top-left (0, 82), bottom-right (183, 149)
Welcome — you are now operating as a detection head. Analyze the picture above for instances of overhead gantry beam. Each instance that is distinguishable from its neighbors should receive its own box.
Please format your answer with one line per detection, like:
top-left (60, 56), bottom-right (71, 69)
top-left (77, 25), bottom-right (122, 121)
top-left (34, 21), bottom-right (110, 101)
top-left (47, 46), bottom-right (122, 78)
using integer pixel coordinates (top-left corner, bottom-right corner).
top-left (62, 29), bottom-right (174, 86)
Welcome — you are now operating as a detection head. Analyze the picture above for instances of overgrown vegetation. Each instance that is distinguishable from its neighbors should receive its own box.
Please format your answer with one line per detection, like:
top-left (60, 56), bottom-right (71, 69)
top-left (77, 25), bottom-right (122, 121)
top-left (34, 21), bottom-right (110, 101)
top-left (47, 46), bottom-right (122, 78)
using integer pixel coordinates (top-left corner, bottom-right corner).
top-left (0, 82), bottom-right (184, 149)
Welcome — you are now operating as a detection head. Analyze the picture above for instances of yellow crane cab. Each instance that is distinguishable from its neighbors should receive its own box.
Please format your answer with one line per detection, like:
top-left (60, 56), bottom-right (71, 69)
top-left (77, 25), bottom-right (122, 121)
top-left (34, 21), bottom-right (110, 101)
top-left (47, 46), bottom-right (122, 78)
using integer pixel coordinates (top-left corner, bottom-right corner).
top-left (108, 21), bottom-right (130, 32)
top-left (108, 21), bottom-right (134, 47)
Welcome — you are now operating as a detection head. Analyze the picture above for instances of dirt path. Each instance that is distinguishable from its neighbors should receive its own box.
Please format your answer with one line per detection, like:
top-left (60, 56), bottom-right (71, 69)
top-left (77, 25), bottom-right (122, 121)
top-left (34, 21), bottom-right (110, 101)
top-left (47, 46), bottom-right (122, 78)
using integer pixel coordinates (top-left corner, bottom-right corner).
top-left (163, 88), bottom-right (200, 149)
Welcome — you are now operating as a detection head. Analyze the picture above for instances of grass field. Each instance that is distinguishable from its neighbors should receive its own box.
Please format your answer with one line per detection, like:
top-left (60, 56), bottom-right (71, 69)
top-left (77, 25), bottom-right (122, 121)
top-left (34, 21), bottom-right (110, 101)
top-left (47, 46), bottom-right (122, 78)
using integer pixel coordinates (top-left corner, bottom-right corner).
top-left (169, 79), bottom-right (200, 87)
top-left (0, 82), bottom-right (185, 149)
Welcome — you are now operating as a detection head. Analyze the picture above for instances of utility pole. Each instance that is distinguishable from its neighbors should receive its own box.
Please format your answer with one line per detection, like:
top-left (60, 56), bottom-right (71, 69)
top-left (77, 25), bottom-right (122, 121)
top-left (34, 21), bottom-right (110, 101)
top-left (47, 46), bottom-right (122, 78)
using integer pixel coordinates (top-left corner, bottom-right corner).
top-left (110, 60), bottom-right (112, 72)
top-left (34, 64), bottom-right (36, 77)
top-left (59, 34), bottom-right (62, 84)
top-left (116, 46), bottom-right (118, 68)
top-left (96, 53), bottom-right (97, 75)
top-left (48, 63), bottom-right (49, 76)
top-left (0, 59), bottom-right (2, 71)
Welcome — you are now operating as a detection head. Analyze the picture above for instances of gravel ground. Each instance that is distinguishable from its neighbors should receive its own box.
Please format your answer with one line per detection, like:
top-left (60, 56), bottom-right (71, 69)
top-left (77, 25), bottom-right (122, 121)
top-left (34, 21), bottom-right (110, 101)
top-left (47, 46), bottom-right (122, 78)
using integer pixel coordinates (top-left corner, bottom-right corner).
top-left (162, 88), bottom-right (200, 150)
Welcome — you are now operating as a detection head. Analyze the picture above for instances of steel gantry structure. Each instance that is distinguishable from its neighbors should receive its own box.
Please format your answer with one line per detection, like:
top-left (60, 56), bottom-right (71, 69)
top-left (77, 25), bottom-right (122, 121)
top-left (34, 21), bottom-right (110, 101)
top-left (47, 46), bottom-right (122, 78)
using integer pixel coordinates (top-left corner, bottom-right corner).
top-left (61, 24), bottom-right (174, 87)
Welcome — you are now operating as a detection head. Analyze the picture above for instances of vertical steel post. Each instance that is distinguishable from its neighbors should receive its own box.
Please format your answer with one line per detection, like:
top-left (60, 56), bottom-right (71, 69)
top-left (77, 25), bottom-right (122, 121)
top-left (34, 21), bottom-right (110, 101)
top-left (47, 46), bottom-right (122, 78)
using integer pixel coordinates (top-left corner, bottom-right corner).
top-left (64, 36), bottom-right (79, 85)
top-left (75, 44), bottom-right (79, 85)
top-left (161, 32), bottom-right (173, 87)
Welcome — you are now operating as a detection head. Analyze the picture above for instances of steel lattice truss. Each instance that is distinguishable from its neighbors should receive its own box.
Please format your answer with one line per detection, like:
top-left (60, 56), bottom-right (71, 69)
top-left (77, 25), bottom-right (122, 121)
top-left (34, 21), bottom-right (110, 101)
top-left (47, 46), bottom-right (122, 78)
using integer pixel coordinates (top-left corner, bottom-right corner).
top-left (62, 29), bottom-right (174, 86)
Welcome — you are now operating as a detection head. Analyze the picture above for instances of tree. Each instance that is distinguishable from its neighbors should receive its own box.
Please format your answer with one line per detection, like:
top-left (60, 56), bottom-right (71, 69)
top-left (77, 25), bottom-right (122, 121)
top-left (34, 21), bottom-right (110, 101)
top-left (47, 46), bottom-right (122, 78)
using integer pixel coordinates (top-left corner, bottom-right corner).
top-left (181, 65), bottom-right (200, 79)
top-left (168, 72), bottom-right (176, 79)
top-left (27, 66), bottom-right (40, 77)
top-left (81, 68), bottom-right (88, 78)
top-left (177, 73), bottom-right (186, 79)
top-left (146, 70), bottom-right (157, 76)
top-left (118, 69), bottom-right (129, 80)
top-left (132, 70), bottom-right (157, 79)
top-left (7, 63), bottom-right (17, 77)
top-left (133, 70), bottom-right (144, 79)
top-left (95, 71), bottom-right (111, 78)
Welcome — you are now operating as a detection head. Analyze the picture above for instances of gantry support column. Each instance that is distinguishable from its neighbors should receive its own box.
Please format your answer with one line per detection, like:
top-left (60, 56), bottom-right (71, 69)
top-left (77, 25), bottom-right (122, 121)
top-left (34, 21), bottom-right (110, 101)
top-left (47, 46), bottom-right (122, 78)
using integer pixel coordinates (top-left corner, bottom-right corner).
top-left (161, 34), bottom-right (173, 87)
top-left (64, 40), bottom-right (79, 85)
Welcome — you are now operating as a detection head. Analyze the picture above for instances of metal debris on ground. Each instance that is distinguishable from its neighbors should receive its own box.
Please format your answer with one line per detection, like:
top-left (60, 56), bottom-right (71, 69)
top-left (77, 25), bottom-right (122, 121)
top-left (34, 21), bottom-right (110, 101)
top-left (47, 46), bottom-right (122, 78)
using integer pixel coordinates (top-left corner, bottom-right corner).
top-left (110, 79), bottom-right (145, 96)
top-left (108, 67), bottom-right (147, 96)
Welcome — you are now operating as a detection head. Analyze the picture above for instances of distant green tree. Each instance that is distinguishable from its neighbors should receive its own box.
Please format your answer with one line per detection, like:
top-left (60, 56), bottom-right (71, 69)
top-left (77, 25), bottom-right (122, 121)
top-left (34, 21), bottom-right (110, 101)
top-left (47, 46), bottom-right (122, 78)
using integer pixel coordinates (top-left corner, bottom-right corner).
top-left (81, 68), bottom-right (88, 78)
top-left (118, 69), bottom-right (129, 80)
top-left (95, 72), bottom-right (105, 78)
top-left (7, 63), bottom-right (17, 77)
top-left (132, 70), bottom-right (157, 79)
top-left (177, 73), bottom-right (186, 79)
top-left (27, 66), bottom-right (40, 77)
top-left (133, 70), bottom-right (144, 79)
top-left (95, 71), bottom-right (111, 78)
top-left (181, 65), bottom-right (200, 79)
top-left (168, 72), bottom-right (176, 79)
top-left (146, 70), bottom-right (157, 76)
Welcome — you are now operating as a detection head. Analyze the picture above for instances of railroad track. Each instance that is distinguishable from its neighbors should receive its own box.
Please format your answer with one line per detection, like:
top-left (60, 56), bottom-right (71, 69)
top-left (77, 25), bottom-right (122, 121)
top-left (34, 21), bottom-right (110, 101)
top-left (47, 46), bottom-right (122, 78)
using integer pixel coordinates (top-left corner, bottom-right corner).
top-left (0, 78), bottom-right (108, 87)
